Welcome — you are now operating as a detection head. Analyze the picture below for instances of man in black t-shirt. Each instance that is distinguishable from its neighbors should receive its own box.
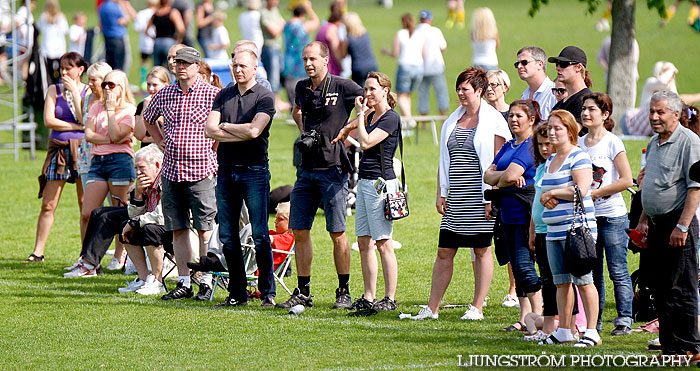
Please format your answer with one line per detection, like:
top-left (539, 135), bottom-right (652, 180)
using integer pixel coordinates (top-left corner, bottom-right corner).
top-left (277, 41), bottom-right (364, 310)
top-left (549, 46), bottom-right (592, 133)
top-left (205, 49), bottom-right (277, 308)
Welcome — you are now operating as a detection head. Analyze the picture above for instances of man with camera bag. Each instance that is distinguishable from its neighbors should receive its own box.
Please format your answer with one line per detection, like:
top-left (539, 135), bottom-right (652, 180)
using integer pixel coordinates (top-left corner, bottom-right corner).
top-left (205, 48), bottom-right (277, 307)
top-left (277, 41), bottom-right (363, 309)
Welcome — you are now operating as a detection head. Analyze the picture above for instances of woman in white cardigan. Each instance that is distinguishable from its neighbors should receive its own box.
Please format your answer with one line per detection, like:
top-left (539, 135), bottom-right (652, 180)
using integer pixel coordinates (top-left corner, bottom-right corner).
top-left (412, 67), bottom-right (511, 320)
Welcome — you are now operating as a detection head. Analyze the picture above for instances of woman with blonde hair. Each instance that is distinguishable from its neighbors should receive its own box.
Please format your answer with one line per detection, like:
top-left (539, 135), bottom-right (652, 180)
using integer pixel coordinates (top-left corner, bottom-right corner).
top-left (37, 0), bottom-right (69, 84)
top-left (471, 7), bottom-right (499, 71)
top-left (26, 52), bottom-right (89, 263)
top-left (349, 71), bottom-right (402, 313)
top-left (344, 12), bottom-right (378, 87)
top-left (485, 69), bottom-right (510, 120)
top-left (135, 66), bottom-right (171, 145)
top-left (78, 70), bottom-right (137, 274)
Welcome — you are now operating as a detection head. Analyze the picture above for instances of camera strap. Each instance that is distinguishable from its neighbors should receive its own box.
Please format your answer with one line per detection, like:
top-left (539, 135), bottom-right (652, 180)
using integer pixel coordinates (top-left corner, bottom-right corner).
top-left (379, 121), bottom-right (405, 192)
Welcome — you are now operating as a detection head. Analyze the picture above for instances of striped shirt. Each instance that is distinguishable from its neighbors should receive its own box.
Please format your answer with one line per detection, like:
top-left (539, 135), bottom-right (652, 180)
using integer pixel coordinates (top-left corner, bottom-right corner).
top-left (541, 149), bottom-right (597, 241)
top-left (142, 78), bottom-right (220, 182)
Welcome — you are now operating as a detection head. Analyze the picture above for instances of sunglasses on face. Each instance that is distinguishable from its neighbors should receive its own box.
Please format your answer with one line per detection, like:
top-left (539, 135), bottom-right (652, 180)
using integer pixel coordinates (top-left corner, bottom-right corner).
top-left (489, 82), bottom-right (501, 89)
top-left (101, 81), bottom-right (117, 90)
top-left (552, 88), bottom-right (566, 95)
top-left (556, 61), bottom-right (576, 69)
top-left (514, 59), bottom-right (535, 68)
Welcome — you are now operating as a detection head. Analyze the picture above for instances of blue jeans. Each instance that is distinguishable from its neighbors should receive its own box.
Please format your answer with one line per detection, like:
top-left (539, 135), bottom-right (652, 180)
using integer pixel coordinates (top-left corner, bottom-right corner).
top-left (104, 36), bottom-right (125, 71)
top-left (593, 215), bottom-right (633, 329)
top-left (503, 223), bottom-right (540, 295)
top-left (261, 45), bottom-right (281, 93)
top-left (153, 37), bottom-right (176, 68)
top-left (216, 164), bottom-right (275, 300)
top-left (418, 73), bottom-right (449, 114)
top-left (198, 35), bottom-right (213, 59)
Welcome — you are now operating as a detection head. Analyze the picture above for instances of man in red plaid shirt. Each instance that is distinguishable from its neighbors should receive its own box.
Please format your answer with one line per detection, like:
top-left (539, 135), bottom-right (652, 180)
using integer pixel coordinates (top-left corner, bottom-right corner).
top-left (143, 46), bottom-right (220, 301)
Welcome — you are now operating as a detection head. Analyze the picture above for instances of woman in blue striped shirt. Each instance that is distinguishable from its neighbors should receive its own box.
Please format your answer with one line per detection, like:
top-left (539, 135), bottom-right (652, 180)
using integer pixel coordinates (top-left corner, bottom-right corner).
top-left (539, 110), bottom-right (600, 347)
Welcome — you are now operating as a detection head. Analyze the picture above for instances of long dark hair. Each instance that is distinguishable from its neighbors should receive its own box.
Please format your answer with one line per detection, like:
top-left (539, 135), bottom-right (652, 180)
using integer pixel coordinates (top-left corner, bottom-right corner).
top-left (531, 122), bottom-right (549, 165)
top-left (366, 71), bottom-right (397, 109)
top-left (60, 52), bottom-right (88, 76)
top-left (508, 99), bottom-right (541, 126)
top-left (582, 92), bottom-right (614, 131)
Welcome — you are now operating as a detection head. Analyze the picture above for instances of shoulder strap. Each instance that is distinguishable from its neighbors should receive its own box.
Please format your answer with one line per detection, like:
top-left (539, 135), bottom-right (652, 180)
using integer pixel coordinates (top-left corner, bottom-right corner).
top-left (379, 121), bottom-right (406, 192)
top-left (55, 83), bottom-right (62, 98)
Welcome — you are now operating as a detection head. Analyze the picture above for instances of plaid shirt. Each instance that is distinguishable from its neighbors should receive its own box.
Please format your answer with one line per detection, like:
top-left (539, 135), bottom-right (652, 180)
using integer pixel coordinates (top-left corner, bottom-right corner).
top-left (142, 78), bottom-right (220, 182)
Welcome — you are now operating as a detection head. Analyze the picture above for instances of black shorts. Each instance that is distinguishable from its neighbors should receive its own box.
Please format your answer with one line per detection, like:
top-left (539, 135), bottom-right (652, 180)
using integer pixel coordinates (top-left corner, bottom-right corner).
top-left (438, 229), bottom-right (493, 249)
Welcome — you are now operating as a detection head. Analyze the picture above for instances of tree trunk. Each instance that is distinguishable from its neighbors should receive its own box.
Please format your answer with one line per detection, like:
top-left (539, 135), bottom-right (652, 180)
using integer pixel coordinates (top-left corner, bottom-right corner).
top-left (607, 0), bottom-right (636, 135)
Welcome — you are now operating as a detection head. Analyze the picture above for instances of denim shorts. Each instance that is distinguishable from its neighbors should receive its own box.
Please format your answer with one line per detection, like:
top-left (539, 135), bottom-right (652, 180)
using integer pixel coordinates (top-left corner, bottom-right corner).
top-left (546, 238), bottom-right (594, 285)
top-left (87, 153), bottom-right (135, 185)
top-left (289, 167), bottom-right (348, 233)
top-left (355, 178), bottom-right (400, 241)
top-left (161, 175), bottom-right (217, 231)
top-left (396, 64), bottom-right (423, 93)
top-left (45, 148), bottom-right (80, 181)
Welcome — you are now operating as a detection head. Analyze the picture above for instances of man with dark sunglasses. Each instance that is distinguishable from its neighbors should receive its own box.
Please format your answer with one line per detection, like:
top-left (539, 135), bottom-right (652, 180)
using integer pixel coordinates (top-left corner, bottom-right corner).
top-left (515, 46), bottom-right (556, 120)
top-left (549, 46), bottom-right (592, 133)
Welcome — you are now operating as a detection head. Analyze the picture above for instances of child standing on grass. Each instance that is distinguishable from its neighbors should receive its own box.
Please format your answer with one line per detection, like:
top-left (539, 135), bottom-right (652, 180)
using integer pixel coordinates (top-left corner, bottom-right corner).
top-left (68, 12), bottom-right (87, 56)
top-left (208, 11), bottom-right (230, 61)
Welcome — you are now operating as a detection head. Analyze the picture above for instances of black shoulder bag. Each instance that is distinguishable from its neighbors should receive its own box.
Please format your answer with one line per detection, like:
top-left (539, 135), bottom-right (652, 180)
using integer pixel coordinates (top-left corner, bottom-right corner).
top-left (379, 127), bottom-right (408, 220)
top-left (564, 184), bottom-right (597, 277)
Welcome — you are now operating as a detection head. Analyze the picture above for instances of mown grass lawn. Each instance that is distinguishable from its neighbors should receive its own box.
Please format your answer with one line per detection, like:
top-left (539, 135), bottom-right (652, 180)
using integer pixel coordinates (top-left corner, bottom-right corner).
top-left (0, 0), bottom-right (696, 368)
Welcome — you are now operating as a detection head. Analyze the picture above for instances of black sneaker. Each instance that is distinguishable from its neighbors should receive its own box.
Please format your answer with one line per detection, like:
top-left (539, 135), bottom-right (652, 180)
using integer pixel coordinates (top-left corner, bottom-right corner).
top-left (161, 282), bottom-right (194, 300)
top-left (193, 283), bottom-right (212, 301)
top-left (275, 288), bottom-right (313, 308)
top-left (611, 325), bottom-right (632, 336)
top-left (260, 297), bottom-right (276, 307)
top-left (333, 287), bottom-right (352, 309)
top-left (213, 295), bottom-right (248, 308)
top-left (348, 295), bottom-right (376, 310)
top-left (373, 296), bottom-right (398, 311)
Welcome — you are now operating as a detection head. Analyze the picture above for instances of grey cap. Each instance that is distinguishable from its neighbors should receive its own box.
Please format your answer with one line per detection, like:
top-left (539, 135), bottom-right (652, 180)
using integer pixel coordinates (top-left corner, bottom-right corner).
top-left (174, 47), bottom-right (201, 64)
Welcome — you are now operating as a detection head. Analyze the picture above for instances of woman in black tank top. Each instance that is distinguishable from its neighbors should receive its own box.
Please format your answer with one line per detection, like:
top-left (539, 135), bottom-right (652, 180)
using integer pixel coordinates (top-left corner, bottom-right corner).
top-left (147, 0), bottom-right (185, 67)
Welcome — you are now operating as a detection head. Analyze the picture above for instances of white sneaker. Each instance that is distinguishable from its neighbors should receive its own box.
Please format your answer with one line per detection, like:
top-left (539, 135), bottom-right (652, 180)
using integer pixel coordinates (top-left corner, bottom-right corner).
top-left (136, 275), bottom-right (167, 295)
top-left (105, 256), bottom-right (125, 271)
top-left (502, 294), bottom-right (519, 308)
top-left (482, 296), bottom-right (490, 307)
top-left (63, 263), bottom-right (99, 278)
top-left (123, 257), bottom-right (138, 275)
top-left (117, 277), bottom-right (145, 293)
top-left (411, 307), bottom-right (439, 320)
top-left (63, 257), bottom-right (82, 270)
top-left (460, 304), bottom-right (484, 320)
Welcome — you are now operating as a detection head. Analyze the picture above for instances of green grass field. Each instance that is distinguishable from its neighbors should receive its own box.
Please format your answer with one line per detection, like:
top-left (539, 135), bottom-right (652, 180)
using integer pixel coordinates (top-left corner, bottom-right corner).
top-left (0, 0), bottom-right (697, 369)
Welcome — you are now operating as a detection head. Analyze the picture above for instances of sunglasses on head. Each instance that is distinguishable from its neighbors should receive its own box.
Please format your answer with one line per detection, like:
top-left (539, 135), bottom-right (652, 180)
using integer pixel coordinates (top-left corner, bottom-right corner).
top-left (556, 61), bottom-right (577, 69)
top-left (552, 88), bottom-right (566, 95)
top-left (513, 59), bottom-right (535, 68)
top-left (101, 81), bottom-right (117, 90)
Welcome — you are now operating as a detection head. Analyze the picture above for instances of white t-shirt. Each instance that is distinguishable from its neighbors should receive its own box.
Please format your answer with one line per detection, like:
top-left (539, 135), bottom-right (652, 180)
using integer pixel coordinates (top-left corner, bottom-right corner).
top-left (578, 132), bottom-right (628, 217)
top-left (15, 5), bottom-right (34, 48)
top-left (239, 10), bottom-right (263, 57)
top-left (68, 24), bottom-right (86, 55)
top-left (210, 25), bottom-right (230, 61)
top-left (397, 28), bottom-right (424, 67)
top-left (416, 23), bottom-right (446, 76)
top-left (133, 7), bottom-right (156, 54)
top-left (471, 39), bottom-right (498, 68)
top-left (37, 13), bottom-right (68, 59)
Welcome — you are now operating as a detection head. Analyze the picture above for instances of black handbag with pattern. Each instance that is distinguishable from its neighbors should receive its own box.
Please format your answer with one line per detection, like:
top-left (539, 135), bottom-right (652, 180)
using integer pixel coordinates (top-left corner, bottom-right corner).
top-left (564, 185), bottom-right (597, 277)
top-left (380, 125), bottom-right (408, 221)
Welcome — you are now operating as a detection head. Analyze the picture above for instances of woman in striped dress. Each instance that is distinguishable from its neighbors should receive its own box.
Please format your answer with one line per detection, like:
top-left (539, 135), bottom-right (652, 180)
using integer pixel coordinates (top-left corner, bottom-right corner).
top-left (412, 67), bottom-right (511, 320)
top-left (539, 110), bottom-right (600, 347)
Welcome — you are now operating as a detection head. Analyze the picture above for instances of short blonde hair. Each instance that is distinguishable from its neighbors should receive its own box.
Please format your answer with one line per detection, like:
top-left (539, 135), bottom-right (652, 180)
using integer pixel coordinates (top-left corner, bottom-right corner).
top-left (486, 69), bottom-right (510, 92)
top-left (146, 66), bottom-right (171, 85)
top-left (343, 12), bottom-right (366, 38)
top-left (103, 70), bottom-right (135, 107)
top-left (87, 62), bottom-right (112, 80)
top-left (276, 202), bottom-right (290, 218)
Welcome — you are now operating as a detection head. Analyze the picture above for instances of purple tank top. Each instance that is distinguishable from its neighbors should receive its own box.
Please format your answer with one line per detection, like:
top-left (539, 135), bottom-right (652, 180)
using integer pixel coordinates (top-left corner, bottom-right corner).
top-left (316, 23), bottom-right (341, 76)
top-left (50, 84), bottom-right (88, 141)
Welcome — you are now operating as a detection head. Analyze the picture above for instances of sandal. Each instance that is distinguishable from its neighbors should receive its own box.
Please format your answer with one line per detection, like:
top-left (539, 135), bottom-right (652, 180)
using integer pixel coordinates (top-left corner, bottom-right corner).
top-left (502, 321), bottom-right (526, 332)
top-left (23, 254), bottom-right (44, 263)
top-left (538, 333), bottom-right (576, 345)
top-left (574, 335), bottom-right (601, 348)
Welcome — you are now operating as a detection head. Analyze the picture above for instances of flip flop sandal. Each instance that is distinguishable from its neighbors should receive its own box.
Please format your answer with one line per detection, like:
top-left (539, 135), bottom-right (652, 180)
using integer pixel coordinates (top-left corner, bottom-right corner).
top-left (538, 333), bottom-right (576, 345)
top-left (502, 321), bottom-right (526, 332)
top-left (574, 336), bottom-right (601, 348)
top-left (23, 254), bottom-right (44, 263)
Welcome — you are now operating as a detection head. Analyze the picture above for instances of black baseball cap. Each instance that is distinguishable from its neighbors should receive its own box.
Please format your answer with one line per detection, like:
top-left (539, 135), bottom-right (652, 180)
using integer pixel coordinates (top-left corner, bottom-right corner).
top-left (548, 46), bottom-right (587, 67)
top-left (174, 47), bottom-right (201, 64)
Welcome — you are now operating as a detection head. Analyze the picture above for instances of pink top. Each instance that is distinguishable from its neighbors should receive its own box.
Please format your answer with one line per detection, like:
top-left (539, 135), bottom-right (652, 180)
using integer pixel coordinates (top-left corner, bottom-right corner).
top-left (89, 103), bottom-right (136, 157)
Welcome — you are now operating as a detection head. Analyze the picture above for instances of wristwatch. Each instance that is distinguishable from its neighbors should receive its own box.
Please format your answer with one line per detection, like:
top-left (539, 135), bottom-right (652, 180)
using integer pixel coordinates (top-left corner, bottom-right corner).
top-left (676, 224), bottom-right (689, 233)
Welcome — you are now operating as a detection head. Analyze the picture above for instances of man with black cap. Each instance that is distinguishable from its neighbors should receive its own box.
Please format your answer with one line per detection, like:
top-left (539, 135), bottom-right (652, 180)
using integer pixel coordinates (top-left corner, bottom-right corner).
top-left (549, 46), bottom-right (592, 129)
top-left (142, 46), bottom-right (221, 301)
top-left (636, 90), bottom-right (700, 359)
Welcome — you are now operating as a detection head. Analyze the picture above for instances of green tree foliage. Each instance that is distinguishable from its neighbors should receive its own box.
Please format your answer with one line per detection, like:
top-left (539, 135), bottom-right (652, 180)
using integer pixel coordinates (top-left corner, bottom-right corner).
top-left (529, 0), bottom-right (666, 18)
